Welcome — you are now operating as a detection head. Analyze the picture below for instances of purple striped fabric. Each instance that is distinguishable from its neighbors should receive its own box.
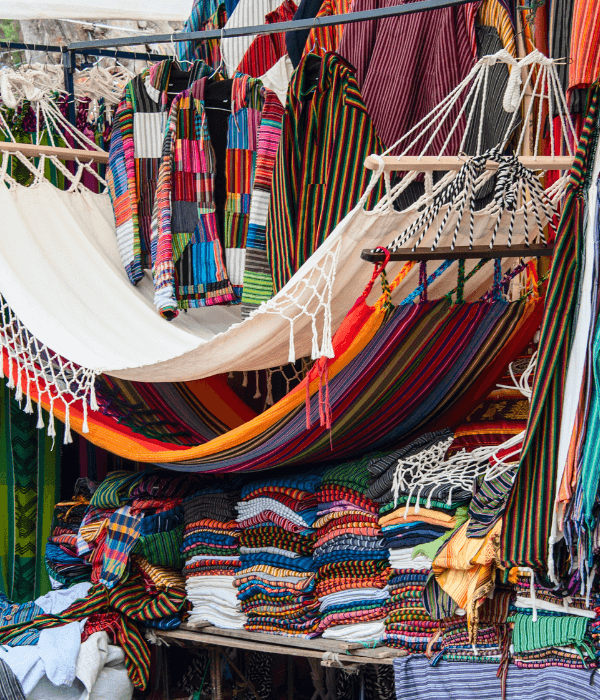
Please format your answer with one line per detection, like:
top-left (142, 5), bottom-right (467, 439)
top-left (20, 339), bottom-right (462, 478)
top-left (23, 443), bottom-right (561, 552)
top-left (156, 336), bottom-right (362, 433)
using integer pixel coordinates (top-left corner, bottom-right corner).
top-left (337, 0), bottom-right (477, 152)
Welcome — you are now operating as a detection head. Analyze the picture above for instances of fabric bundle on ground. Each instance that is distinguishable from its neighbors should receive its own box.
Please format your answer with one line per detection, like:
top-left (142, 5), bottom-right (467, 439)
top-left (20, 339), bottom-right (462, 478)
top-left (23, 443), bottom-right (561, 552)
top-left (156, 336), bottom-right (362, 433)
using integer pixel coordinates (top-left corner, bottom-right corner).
top-left (314, 458), bottom-right (390, 642)
top-left (234, 472), bottom-right (321, 637)
top-left (182, 487), bottom-right (247, 629)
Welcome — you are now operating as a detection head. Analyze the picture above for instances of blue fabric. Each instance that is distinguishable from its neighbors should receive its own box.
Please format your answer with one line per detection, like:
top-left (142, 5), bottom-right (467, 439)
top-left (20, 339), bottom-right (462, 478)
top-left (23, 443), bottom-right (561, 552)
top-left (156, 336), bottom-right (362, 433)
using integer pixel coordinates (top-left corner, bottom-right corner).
top-left (0, 596), bottom-right (44, 646)
top-left (139, 506), bottom-right (184, 536)
top-left (314, 550), bottom-right (389, 565)
top-left (239, 553), bottom-right (316, 572)
top-left (241, 471), bottom-right (324, 498)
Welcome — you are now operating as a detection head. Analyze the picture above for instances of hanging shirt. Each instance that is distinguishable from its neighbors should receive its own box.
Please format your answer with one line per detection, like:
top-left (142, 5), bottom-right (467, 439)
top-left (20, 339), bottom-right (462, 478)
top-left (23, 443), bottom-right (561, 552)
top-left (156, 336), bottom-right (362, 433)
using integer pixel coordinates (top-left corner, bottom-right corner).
top-left (221, 0), bottom-right (284, 77)
top-left (285, 0), bottom-right (326, 67)
top-left (337, 0), bottom-right (476, 152)
top-left (241, 90), bottom-right (285, 317)
top-left (107, 58), bottom-right (212, 285)
top-left (237, 0), bottom-right (298, 78)
top-left (152, 75), bottom-right (266, 318)
top-left (177, 0), bottom-right (222, 65)
top-left (302, 0), bottom-right (353, 59)
top-left (266, 53), bottom-right (385, 292)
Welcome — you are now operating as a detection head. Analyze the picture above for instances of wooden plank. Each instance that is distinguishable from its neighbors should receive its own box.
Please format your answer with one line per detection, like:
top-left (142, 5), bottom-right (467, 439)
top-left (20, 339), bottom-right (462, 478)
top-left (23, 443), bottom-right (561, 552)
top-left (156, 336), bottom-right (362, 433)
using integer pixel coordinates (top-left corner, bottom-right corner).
top-left (183, 623), bottom-right (368, 652)
top-left (363, 154), bottom-right (574, 172)
top-left (0, 141), bottom-right (109, 163)
top-left (154, 628), bottom-right (398, 665)
top-left (361, 243), bottom-right (554, 263)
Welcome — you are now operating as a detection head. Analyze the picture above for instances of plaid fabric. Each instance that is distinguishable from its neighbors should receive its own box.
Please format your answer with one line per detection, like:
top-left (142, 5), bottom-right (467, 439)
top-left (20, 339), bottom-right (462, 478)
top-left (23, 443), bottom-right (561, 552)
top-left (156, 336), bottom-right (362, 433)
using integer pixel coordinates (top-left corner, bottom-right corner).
top-left (107, 59), bottom-right (213, 285)
top-left (152, 74), bottom-right (267, 317)
top-left (100, 506), bottom-right (143, 589)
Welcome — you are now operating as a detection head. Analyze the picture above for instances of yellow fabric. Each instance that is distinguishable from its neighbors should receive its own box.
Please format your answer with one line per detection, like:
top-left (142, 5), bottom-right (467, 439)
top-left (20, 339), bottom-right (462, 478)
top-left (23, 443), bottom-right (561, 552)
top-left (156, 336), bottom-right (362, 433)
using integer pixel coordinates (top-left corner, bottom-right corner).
top-left (477, 0), bottom-right (516, 55)
top-left (432, 520), bottom-right (502, 639)
top-left (133, 555), bottom-right (186, 590)
top-left (379, 506), bottom-right (456, 529)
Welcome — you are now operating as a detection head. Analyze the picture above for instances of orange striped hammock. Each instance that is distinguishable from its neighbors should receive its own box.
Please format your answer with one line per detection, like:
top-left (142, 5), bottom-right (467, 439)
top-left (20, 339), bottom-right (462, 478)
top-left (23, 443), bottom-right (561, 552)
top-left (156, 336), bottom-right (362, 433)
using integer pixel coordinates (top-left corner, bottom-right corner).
top-left (4, 262), bottom-right (543, 473)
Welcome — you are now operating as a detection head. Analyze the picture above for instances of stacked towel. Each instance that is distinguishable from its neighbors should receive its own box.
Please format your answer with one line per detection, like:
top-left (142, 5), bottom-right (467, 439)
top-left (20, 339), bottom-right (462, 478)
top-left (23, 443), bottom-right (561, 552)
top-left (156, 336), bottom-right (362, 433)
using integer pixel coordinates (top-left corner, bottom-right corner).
top-left (314, 458), bottom-right (389, 643)
top-left (182, 488), bottom-right (246, 629)
top-left (234, 473), bottom-right (321, 637)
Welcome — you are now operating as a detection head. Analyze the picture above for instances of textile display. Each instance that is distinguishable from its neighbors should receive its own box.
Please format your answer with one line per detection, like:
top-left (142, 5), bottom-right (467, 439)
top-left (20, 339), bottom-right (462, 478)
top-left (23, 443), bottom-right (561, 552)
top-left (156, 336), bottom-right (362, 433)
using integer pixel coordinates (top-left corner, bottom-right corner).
top-left (182, 487), bottom-right (247, 629)
top-left (314, 458), bottom-right (390, 642)
top-left (393, 655), bottom-right (600, 699)
top-left (234, 472), bottom-right (321, 636)
top-left (501, 86), bottom-right (600, 571)
top-left (0, 382), bottom-right (61, 603)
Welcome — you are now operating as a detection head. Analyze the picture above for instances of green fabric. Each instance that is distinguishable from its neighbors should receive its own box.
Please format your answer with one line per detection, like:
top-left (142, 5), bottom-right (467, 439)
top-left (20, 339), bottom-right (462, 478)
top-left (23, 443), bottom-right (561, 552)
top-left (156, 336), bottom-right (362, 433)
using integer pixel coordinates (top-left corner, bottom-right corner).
top-left (0, 383), bottom-right (61, 602)
top-left (133, 526), bottom-right (184, 568)
top-left (509, 612), bottom-right (589, 654)
top-left (411, 506), bottom-right (469, 561)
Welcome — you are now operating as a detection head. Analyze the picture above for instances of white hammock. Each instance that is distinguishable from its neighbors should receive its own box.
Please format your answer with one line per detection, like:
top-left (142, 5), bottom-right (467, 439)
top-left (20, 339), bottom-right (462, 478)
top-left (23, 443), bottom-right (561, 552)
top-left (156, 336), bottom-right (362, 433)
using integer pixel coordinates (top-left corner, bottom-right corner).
top-left (0, 50), bottom-right (573, 437)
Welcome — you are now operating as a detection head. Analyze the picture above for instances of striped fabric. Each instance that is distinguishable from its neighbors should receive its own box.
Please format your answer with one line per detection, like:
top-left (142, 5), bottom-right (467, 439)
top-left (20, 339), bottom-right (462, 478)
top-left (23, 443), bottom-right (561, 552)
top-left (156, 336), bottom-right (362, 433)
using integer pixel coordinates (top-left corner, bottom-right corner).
top-left (109, 573), bottom-right (186, 620)
top-left (177, 0), bottom-right (224, 68)
top-left (569, 0), bottom-right (600, 91)
top-left (394, 655), bottom-right (600, 699)
top-left (476, 0), bottom-right (515, 55)
top-left (237, 0), bottom-right (297, 78)
top-left (221, 0), bottom-right (283, 77)
top-left (132, 525), bottom-right (183, 568)
top-left (500, 87), bottom-right (600, 570)
top-left (107, 59), bottom-right (212, 285)
top-left (0, 659), bottom-right (24, 700)
top-left (152, 75), bottom-right (266, 316)
top-left (466, 469), bottom-right (516, 538)
top-left (337, 0), bottom-right (475, 152)
top-left (302, 0), bottom-right (353, 58)
top-left (266, 52), bottom-right (385, 292)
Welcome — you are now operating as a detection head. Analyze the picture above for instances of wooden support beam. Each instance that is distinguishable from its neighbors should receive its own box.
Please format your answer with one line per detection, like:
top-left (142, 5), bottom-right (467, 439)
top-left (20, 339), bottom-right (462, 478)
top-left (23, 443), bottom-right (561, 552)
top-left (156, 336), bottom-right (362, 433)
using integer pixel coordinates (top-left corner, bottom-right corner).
top-left (361, 243), bottom-right (554, 263)
top-left (0, 141), bottom-right (108, 164)
top-left (363, 155), bottom-right (574, 172)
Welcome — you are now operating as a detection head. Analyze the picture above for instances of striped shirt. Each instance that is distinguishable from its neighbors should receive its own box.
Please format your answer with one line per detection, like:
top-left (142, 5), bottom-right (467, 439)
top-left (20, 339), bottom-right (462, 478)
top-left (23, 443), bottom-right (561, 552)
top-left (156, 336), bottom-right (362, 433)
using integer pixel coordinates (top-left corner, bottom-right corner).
top-left (337, 0), bottom-right (476, 152)
top-left (302, 0), bottom-right (353, 58)
top-left (153, 76), bottom-right (267, 316)
top-left (107, 59), bottom-right (212, 285)
top-left (221, 0), bottom-right (284, 77)
top-left (241, 90), bottom-right (285, 316)
top-left (266, 53), bottom-right (385, 292)
top-left (237, 0), bottom-right (298, 78)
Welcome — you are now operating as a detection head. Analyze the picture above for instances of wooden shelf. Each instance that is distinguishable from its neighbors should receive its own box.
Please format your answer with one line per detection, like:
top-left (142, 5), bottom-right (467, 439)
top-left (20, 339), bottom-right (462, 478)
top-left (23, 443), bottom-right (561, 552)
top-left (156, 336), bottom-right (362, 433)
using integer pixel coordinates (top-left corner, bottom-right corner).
top-left (363, 155), bottom-right (574, 172)
top-left (151, 623), bottom-right (406, 666)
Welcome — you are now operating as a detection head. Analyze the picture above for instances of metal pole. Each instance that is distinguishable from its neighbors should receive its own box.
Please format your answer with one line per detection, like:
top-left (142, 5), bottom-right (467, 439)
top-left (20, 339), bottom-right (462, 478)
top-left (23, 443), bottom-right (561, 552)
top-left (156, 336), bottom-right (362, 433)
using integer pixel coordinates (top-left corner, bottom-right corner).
top-left (68, 0), bottom-right (474, 50)
top-left (62, 49), bottom-right (77, 128)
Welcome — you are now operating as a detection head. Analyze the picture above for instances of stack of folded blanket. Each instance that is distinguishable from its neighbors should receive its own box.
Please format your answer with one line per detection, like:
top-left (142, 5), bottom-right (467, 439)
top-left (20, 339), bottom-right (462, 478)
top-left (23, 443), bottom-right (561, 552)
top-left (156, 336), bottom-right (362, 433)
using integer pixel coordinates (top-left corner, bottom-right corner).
top-left (366, 432), bottom-right (471, 654)
top-left (314, 458), bottom-right (390, 643)
top-left (182, 487), bottom-right (246, 629)
top-left (234, 472), bottom-right (321, 637)
top-left (45, 478), bottom-right (97, 587)
top-left (509, 570), bottom-right (598, 669)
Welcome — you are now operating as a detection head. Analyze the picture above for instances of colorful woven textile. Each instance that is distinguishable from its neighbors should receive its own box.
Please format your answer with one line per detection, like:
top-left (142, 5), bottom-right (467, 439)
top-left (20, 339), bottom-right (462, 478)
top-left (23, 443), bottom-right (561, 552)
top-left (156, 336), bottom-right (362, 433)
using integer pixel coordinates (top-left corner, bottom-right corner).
top-left (237, 0), bottom-right (297, 77)
top-left (568, 0), bottom-right (600, 91)
top-left (177, 0), bottom-right (225, 68)
top-left (132, 525), bottom-right (184, 568)
top-left (107, 58), bottom-right (212, 284)
top-left (266, 52), bottom-right (385, 292)
top-left (240, 89), bottom-right (285, 316)
top-left (501, 87), bottom-right (599, 570)
top-left (99, 505), bottom-right (143, 588)
top-left (0, 383), bottom-right (60, 602)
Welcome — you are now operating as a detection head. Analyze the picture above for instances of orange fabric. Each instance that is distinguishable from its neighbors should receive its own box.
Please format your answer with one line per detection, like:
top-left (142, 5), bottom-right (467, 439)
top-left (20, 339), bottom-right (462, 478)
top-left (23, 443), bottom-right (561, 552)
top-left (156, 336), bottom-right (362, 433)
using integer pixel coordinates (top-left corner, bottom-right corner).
top-left (186, 375), bottom-right (257, 428)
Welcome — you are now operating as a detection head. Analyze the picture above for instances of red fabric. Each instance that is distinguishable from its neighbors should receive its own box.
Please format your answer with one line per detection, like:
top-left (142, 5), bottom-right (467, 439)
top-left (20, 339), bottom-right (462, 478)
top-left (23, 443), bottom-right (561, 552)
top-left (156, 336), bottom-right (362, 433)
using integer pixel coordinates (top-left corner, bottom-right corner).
top-left (237, 0), bottom-right (297, 77)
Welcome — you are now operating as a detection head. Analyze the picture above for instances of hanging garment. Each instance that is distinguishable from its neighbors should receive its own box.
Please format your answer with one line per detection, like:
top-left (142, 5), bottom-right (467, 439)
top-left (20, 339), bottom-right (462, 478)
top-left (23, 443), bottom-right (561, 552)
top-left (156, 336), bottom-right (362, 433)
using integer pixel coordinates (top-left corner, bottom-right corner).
top-left (336, 0), bottom-right (475, 151)
top-left (237, 0), bottom-right (298, 78)
top-left (241, 90), bottom-right (285, 317)
top-left (153, 75), bottom-right (266, 316)
top-left (178, 0), bottom-right (225, 67)
top-left (302, 0), bottom-right (353, 59)
top-left (551, 0), bottom-right (587, 115)
top-left (0, 383), bottom-right (60, 603)
top-left (260, 55), bottom-right (295, 106)
top-left (568, 0), bottom-right (600, 92)
top-left (476, 0), bottom-right (515, 55)
top-left (107, 58), bottom-right (212, 285)
top-left (500, 87), bottom-right (600, 571)
top-left (286, 0), bottom-right (326, 67)
top-left (221, 0), bottom-right (284, 77)
top-left (266, 53), bottom-right (385, 292)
